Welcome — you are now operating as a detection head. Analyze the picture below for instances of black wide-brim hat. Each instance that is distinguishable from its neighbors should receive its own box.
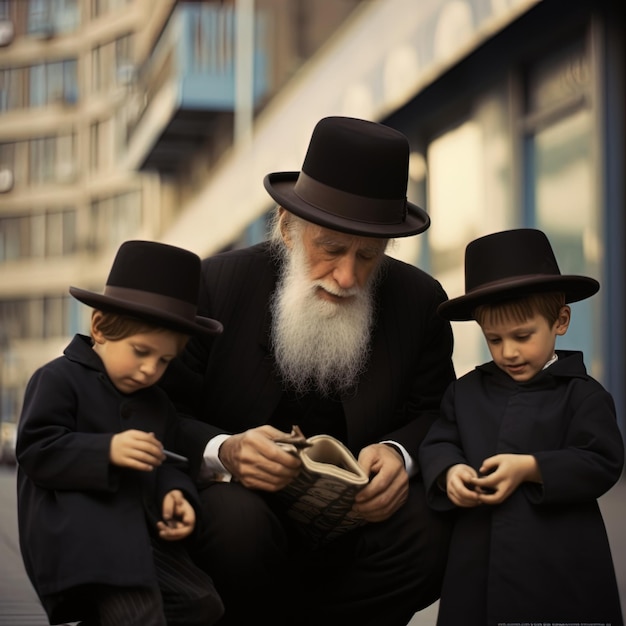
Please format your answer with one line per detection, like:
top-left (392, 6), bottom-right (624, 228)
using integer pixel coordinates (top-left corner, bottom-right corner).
top-left (263, 116), bottom-right (430, 238)
top-left (70, 240), bottom-right (223, 336)
top-left (438, 228), bottom-right (600, 321)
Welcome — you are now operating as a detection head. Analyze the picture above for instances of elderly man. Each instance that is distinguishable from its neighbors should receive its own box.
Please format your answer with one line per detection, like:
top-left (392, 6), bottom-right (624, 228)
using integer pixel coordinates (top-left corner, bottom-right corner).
top-left (164, 116), bottom-right (456, 626)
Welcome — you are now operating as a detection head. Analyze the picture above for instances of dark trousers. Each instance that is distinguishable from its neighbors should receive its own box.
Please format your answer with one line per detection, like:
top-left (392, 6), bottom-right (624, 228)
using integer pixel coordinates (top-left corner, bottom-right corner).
top-left (191, 480), bottom-right (452, 626)
top-left (76, 537), bottom-right (224, 626)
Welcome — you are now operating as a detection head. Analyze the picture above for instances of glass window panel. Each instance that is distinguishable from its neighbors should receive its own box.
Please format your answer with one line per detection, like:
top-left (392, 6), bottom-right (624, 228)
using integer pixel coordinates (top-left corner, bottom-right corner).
top-left (62, 209), bottom-right (77, 254)
top-left (89, 122), bottom-right (99, 171)
top-left (44, 296), bottom-right (63, 338)
top-left (0, 217), bottom-right (21, 260)
top-left (0, 142), bottom-right (14, 168)
top-left (67, 295), bottom-right (86, 335)
top-left (47, 61), bottom-right (64, 103)
top-left (6, 68), bottom-right (24, 110)
top-left (56, 133), bottom-right (76, 181)
top-left (46, 212), bottom-right (64, 256)
top-left (63, 59), bottom-right (78, 103)
top-left (27, 298), bottom-right (45, 340)
top-left (91, 46), bottom-right (101, 93)
top-left (30, 213), bottom-right (46, 258)
top-left (27, 0), bottom-right (49, 35)
top-left (29, 64), bottom-right (45, 106)
top-left (531, 108), bottom-right (599, 370)
top-left (428, 90), bottom-right (513, 376)
top-left (55, 0), bottom-right (80, 33)
top-left (0, 69), bottom-right (7, 111)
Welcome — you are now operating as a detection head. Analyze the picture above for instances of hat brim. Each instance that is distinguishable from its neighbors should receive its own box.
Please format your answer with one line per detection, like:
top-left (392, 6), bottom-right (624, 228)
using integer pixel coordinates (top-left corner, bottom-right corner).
top-left (438, 275), bottom-right (600, 321)
top-left (264, 172), bottom-right (430, 238)
top-left (69, 287), bottom-right (223, 336)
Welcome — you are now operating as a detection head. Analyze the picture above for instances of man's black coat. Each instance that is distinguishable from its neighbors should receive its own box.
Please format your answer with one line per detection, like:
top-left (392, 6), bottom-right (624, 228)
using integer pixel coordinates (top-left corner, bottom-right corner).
top-left (165, 241), bottom-right (456, 463)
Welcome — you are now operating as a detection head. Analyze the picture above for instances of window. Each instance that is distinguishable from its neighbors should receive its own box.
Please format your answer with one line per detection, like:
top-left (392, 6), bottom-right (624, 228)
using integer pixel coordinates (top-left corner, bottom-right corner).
top-left (28, 133), bottom-right (76, 186)
top-left (88, 191), bottom-right (142, 252)
top-left (29, 59), bottom-right (78, 107)
top-left (0, 296), bottom-right (73, 340)
top-left (428, 88), bottom-right (513, 376)
top-left (523, 38), bottom-right (600, 373)
top-left (27, 0), bottom-right (79, 36)
top-left (0, 209), bottom-right (77, 262)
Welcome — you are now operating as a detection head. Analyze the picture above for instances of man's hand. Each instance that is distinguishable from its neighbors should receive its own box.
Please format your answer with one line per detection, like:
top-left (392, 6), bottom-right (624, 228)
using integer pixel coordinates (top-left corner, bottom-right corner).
top-left (157, 489), bottom-right (195, 541)
top-left (471, 453), bottom-right (541, 505)
top-left (445, 463), bottom-right (481, 508)
top-left (353, 443), bottom-right (408, 523)
top-left (218, 425), bottom-right (302, 491)
top-left (109, 429), bottom-right (165, 471)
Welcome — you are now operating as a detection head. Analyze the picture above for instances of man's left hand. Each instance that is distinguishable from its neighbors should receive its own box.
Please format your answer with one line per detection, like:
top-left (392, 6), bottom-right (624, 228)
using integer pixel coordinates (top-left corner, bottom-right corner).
top-left (353, 443), bottom-right (408, 522)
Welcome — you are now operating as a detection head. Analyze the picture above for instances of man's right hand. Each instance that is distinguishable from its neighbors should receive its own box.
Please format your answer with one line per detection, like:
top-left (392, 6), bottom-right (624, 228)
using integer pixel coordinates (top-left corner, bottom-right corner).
top-left (218, 425), bottom-right (302, 491)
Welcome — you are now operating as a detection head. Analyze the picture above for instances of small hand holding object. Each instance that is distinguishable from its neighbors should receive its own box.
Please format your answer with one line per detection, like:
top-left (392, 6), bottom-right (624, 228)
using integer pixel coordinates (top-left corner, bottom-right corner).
top-left (157, 489), bottom-right (195, 541)
top-left (470, 453), bottom-right (541, 504)
top-left (445, 463), bottom-right (482, 508)
top-left (109, 429), bottom-right (165, 471)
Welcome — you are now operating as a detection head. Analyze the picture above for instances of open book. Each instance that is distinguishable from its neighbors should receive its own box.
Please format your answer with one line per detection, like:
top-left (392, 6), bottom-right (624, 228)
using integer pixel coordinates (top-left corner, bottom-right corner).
top-left (274, 426), bottom-right (370, 548)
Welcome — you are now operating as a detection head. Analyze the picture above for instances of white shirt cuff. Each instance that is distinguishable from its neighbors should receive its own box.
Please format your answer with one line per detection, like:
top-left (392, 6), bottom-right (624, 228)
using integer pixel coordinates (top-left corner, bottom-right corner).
top-left (382, 440), bottom-right (417, 477)
top-left (198, 434), bottom-right (233, 483)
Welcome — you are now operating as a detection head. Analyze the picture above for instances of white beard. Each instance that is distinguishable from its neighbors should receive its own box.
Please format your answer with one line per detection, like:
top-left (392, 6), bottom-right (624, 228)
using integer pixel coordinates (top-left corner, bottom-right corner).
top-left (270, 242), bottom-right (378, 396)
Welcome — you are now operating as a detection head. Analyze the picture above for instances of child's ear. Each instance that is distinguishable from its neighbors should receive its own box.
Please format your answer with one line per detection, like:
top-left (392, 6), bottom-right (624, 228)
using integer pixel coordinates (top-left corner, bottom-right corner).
top-left (554, 305), bottom-right (571, 335)
top-left (91, 310), bottom-right (106, 344)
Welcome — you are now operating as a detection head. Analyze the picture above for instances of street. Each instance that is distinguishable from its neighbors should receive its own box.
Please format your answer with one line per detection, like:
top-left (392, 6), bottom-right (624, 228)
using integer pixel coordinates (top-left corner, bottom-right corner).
top-left (0, 464), bottom-right (48, 626)
top-left (1, 463), bottom-right (625, 626)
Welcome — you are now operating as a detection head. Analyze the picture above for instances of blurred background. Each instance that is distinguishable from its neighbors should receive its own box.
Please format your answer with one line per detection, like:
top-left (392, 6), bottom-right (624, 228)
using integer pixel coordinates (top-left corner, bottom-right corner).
top-left (0, 0), bottom-right (624, 466)
top-left (0, 2), bottom-right (625, 623)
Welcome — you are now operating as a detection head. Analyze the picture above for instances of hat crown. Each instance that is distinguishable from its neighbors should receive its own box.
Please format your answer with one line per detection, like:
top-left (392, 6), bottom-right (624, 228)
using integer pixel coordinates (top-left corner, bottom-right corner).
top-left (69, 240), bottom-right (223, 336)
top-left (107, 240), bottom-right (200, 305)
top-left (465, 229), bottom-right (561, 293)
top-left (302, 116), bottom-right (409, 200)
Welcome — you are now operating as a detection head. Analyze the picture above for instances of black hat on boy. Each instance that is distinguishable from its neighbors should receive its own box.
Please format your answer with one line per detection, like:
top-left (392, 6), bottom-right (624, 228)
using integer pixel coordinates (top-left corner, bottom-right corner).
top-left (438, 228), bottom-right (600, 321)
top-left (263, 116), bottom-right (430, 238)
top-left (70, 240), bottom-right (223, 336)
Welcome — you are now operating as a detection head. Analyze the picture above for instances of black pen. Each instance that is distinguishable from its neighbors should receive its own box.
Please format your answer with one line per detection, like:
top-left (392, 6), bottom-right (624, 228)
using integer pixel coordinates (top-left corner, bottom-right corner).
top-left (163, 449), bottom-right (189, 463)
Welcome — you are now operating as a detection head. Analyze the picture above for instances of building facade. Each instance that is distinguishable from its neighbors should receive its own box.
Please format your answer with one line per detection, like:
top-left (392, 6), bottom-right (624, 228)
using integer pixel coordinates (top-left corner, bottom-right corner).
top-left (0, 0), bottom-right (623, 457)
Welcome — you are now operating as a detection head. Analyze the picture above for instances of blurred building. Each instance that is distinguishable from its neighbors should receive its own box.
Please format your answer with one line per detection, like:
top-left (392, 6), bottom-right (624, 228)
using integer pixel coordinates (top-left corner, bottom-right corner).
top-left (0, 0), bottom-right (624, 445)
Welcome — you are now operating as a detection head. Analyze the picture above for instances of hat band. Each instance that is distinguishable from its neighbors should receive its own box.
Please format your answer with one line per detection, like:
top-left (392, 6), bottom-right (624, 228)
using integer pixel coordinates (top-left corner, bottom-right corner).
top-left (294, 172), bottom-right (407, 225)
top-left (104, 286), bottom-right (196, 320)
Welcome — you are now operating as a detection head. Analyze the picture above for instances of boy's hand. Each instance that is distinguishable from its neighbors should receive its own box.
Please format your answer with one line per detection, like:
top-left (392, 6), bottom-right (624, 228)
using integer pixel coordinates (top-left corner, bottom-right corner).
top-left (445, 463), bottom-right (481, 508)
top-left (471, 453), bottom-right (541, 504)
top-left (109, 430), bottom-right (165, 471)
top-left (157, 489), bottom-right (195, 541)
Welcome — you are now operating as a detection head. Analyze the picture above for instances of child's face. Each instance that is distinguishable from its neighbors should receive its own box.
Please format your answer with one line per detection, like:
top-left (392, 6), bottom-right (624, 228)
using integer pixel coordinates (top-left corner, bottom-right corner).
top-left (92, 329), bottom-right (181, 394)
top-left (479, 311), bottom-right (569, 382)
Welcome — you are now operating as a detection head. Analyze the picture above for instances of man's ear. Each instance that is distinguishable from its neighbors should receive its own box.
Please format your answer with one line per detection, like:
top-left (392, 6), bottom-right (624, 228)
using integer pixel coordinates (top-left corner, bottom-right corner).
top-left (278, 207), bottom-right (293, 248)
top-left (554, 305), bottom-right (571, 336)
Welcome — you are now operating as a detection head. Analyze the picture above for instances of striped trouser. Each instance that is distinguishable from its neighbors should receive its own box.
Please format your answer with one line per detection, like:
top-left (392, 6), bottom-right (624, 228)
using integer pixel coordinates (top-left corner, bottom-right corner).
top-left (79, 536), bottom-right (224, 626)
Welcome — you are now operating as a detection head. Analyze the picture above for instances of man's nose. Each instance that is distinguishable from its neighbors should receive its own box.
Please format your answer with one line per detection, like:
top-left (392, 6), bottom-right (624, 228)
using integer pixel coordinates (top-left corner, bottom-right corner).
top-left (332, 254), bottom-right (358, 289)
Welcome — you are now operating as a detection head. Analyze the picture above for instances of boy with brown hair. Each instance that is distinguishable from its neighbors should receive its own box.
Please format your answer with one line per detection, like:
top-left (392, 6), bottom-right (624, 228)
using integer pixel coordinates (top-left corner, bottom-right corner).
top-left (419, 228), bottom-right (624, 626)
top-left (17, 240), bottom-right (224, 626)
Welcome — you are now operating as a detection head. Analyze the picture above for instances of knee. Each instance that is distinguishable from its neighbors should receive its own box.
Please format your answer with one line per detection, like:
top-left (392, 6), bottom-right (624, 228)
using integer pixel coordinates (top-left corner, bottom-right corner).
top-left (193, 483), bottom-right (287, 568)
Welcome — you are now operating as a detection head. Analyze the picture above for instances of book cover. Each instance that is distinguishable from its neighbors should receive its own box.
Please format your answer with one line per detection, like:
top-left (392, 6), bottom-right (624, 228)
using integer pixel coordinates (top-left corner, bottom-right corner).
top-left (275, 426), bottom-right (370, 548)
